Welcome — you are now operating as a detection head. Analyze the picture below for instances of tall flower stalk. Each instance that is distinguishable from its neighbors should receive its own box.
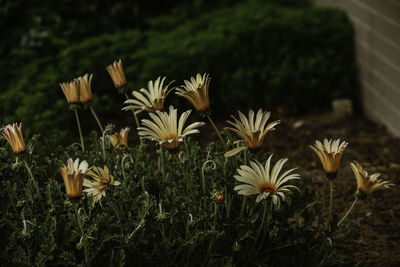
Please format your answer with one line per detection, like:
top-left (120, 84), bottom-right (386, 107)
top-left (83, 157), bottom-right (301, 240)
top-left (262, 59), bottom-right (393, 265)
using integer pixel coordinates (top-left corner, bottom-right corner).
top-left (58, 158), bottom-right (90, 264)
top-left (75, 73), bottom-right (104, 133)
top-left (234, 155), bottom-right (300, 247)
top-left (60, 79), bottom-right (85, 151)
top-left (74, 109), bottom-right (85, 151)
top-left (23, 159), bottom-right (42, 199)
top-left (89, 106), bottom-right (104, 133)
top-left (310, 139), bottom-right (348, 229)
top-left (174, 153), bottom-right (194, 199)
top-left (106, 59), bottom-right (142, 144)
top-left (2, 123), bottom-right (42, 198)
top-left (254, 199), bottom-right (269, 248)
top-left (124, 92), bottom-right (141, 133)
top-left (337, 198), bottom-right (358, 227)
top-left (207, 114), bottom-right (227, 150)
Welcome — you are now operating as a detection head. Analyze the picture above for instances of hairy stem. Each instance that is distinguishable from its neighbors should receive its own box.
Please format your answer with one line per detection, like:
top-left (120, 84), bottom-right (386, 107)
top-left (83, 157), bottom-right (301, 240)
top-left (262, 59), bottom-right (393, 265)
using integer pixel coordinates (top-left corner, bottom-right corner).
top-left (74, 110), bottom-right (85, 151)
top-left (254, 199), bottom-right (268, 248)
top-left (257, 200), bottom-right (273, 253)
top-left (101, 129), bottom-right (109, 162)
top-left (74, 204), bottom-right (90, 266)
top-left (121, 154), bottom-right (132, 183)
top-left (124, 92), bottom-right (143, 145)
top-left (328, 180), bottom-right (334, 230)
top-left (158, 147), bottom-right (166, 184)
top-left (337, 198), bottom-right (358, 227)
top-left (206, 114), bottom-right (227, 150)
top-left (174, 154), bottom-right (194, 200)
top-left (206, 201), bottom-right (218, 262)
top-left (239, 196), bottom-right (247, 219)
top-left (89, 106), bottom-right (104, 133)
top-left (23, 159), bottom-right (42, 199)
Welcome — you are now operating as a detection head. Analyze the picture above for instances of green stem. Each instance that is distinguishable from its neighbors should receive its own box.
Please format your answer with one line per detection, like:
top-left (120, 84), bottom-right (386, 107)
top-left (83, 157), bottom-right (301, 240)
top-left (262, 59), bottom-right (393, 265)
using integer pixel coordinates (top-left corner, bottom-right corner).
top-left (121, 154), bottom-right (132, 183)
top-left (239, 196), bottom-right (247, 219)
top-left (337, 198), bottom-right (358, 226)
top-left (257, 200), bottom-right (273, 253)
top-left (89, 106), bottom-right (104, 133)
top-left (206, 114), bottom-right (227, 150)
top-left (174, 154), bottom-right (195, 200)
top-left (7, 190), bottom-right (18, 214)
top-left (124, 92), bottom-right (143, 145)
top-left (253, 199), bottom-right (268, 248)
top-left (328, 180), bottom-right (334, 230)
top-left (158, 147), bottom-right (166, 184)
top-left (206, 201), bottom-right (218, 261)
top-left (23, 159), bottom-right (42, 199)
top-left (201, 160), bottom-right (216, 195)
top-left (225, 186), bottom-right (232, 219)
top-left (160, 223), bottom-right (167, 246)
top-left (101, 129), bottom-right (109, 162)
top-left (74, 110), bottom-right (85, 151)
top-left (267, 200), bottom-right (273, 225)
top-left (74, 204), bottom-right (90, 266)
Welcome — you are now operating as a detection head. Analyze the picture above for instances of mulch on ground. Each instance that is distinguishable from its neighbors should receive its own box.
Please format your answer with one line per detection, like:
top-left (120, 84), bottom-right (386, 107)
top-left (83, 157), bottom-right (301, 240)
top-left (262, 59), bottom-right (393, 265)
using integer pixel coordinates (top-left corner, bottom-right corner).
top-left (258, 112), bottom-right (400, 266)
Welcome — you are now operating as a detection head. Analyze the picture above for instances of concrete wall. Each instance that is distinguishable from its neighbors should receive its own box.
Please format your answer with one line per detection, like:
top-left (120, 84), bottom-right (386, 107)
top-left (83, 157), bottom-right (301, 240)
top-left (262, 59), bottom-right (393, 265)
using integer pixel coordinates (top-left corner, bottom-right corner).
top-left (316, 0), bottom-right (400, 136)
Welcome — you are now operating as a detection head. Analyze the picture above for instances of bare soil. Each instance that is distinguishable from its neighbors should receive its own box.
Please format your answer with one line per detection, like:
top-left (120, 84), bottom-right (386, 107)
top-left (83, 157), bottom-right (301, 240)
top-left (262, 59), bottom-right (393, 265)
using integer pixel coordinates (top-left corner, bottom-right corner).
top-left (266, 112), bottom-right (400, 266)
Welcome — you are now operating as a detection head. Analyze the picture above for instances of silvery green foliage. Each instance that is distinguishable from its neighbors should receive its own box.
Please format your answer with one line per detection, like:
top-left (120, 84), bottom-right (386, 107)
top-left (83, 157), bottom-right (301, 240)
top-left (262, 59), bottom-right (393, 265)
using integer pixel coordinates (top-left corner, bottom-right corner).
top-left (0, 133), bottom-right (343, 266)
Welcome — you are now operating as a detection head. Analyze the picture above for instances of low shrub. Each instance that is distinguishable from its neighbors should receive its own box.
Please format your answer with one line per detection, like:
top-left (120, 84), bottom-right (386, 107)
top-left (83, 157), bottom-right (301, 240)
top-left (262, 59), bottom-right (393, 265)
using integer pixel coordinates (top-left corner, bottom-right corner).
top-left (1, 0), bottom-right (358, 141)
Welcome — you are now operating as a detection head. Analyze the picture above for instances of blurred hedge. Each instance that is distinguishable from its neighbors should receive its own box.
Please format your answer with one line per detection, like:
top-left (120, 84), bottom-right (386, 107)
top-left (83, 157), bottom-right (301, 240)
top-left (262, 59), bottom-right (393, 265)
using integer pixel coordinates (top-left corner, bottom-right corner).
top-left (1, 0), bottom-right (358, 140)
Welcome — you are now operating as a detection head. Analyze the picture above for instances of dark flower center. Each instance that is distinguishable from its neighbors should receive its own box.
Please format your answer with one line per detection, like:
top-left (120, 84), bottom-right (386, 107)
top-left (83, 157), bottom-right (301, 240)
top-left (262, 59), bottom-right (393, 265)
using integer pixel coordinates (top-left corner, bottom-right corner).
top-left (258, 183), bottom-right (276, 194)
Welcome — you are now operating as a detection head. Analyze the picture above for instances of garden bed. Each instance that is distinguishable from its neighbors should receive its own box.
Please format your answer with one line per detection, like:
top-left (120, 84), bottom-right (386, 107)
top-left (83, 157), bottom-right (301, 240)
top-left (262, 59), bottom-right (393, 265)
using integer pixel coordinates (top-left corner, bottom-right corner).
top-left (2, 108), bottom-right (398, 266)
top-left (114, 109), bottom-right (400, 266)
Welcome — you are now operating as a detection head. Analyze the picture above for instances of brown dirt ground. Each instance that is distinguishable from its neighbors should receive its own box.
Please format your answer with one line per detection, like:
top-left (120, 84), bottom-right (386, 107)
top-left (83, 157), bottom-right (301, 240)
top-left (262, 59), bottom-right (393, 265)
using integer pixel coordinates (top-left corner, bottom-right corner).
top-left (124, 111), bottom-right (400, 266)
top-left (266, 112), bottom-right (400, 266)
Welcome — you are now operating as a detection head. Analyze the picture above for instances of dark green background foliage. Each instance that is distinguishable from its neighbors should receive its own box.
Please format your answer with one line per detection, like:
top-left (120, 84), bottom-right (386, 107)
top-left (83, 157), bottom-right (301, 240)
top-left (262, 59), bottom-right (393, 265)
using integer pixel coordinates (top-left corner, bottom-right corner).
top-left (1, 0), bottom-right (357, 140)
top-left (0, 131), bottom-right (344, 266)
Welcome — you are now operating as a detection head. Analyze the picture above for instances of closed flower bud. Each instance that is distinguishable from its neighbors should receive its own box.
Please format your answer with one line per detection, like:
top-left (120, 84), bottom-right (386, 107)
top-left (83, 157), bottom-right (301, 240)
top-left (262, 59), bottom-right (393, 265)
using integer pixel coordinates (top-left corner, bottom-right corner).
top-left (310, 139), bottom-right (348, 179)
top-left (1, 123), bottom-right (26, 155)
top-left (76, 74), bottom-right (93, 104)
top-left (176, 73), bottom-right (211, 112)
top-left (60, 79), bottom-right (80, 104)
top-left (109, 127), bottom-right (130, 149)
top-left (106, 59), bottom-right (127, 89)
top-left (59, 158), bottom-right (88, 199)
